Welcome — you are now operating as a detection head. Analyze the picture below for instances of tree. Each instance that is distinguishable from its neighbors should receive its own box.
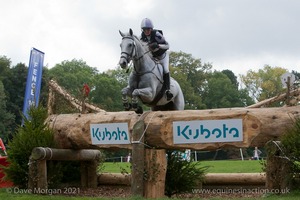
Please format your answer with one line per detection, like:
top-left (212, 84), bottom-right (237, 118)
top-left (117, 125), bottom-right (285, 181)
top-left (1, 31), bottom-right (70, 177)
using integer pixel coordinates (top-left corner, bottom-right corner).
top-left (90, 73), bottom-right (124, 111)
top-left (222, 69), bottom-right (239, 89)
top-left (0, 56), bottom-right (11, 81)
top-left (0, 81), bottom-right (15, 142)
top-left (201, 71), bottom-right (247, 108)
top-left (48, 59), bottom-right (98, 97)
top-left (169, 51), bottom-right (211, 109)
top-left (240, 65), bottom-right (287, 104)
top-left (2, 63), bottom-right (28, 127)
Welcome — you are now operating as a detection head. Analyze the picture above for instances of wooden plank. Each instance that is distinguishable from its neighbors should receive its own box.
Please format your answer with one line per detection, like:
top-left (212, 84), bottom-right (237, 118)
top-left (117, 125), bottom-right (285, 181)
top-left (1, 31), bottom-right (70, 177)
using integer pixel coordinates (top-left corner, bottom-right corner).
top-left (131, 120), bottom-right (145, 197)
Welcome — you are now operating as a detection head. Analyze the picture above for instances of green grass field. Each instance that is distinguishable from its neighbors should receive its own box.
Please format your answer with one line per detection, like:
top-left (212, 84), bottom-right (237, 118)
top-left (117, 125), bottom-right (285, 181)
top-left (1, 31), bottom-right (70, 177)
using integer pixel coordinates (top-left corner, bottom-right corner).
top-left (100, 160), bottom-right (264, 173)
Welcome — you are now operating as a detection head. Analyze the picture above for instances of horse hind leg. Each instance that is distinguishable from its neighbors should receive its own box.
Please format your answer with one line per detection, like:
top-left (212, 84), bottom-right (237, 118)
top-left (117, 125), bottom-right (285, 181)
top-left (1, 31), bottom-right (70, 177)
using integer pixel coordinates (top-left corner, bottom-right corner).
top-left (171, 82), bottom-right (185, 110)
top-left (132, 96), bottom-right (143, 114)
top-left (173, 91), bottom-right (185, 110)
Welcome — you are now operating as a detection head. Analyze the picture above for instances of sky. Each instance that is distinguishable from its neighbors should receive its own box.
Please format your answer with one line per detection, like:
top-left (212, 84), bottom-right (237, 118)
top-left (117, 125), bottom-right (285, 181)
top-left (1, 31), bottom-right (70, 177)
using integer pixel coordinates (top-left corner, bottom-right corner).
top-left (1, 0), bottom-right (300, 76)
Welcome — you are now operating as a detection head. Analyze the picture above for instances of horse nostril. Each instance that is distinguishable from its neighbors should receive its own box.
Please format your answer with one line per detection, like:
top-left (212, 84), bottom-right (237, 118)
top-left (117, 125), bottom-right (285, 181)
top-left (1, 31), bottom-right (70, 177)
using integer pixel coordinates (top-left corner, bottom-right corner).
top-left (122, 61), bottom-right (127, 67)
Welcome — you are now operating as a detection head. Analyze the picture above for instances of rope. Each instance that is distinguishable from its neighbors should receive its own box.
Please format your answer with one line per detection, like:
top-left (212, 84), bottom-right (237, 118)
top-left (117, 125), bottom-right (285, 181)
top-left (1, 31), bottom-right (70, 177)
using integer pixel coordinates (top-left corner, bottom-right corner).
top-left (272, 141), bottom-right (291, 161)
top-left (131, 111), bottom-right (158, 148)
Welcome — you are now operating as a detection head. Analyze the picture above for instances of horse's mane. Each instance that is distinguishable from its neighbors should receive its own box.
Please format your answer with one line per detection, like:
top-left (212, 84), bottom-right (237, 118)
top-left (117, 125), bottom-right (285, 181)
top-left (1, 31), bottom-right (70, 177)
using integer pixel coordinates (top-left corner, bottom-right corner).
top-left (131, 33), bottom-right (149, 51)
top-left (122, 30), bottom-right (150, 53)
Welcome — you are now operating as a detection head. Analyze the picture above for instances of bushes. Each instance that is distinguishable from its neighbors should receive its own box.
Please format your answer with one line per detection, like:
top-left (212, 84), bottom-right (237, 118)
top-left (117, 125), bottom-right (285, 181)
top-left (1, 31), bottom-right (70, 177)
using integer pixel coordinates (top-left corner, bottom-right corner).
top-left (280, 117), bottom-right (300, 188)
top-left (3, 106), bottom-right (57, 188)
top-left (165, 151), bottom-right (207, 197)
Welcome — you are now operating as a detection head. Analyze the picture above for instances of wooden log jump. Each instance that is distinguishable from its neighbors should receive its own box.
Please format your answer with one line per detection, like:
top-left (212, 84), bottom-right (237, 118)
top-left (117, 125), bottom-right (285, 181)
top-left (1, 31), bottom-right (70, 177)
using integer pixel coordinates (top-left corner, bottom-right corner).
top-left (28, 147), bottom-right (102, 192)
top-left (46, 106), bottom-right (300, 198)
top-left (48, 106), bottom-right (300, 150)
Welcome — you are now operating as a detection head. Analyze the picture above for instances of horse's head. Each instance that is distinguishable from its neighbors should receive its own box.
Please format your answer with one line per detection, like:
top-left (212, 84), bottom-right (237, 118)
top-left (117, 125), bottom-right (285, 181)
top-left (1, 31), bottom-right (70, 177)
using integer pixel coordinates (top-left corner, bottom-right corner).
top-left (118, 28), bottom-right (136, 69)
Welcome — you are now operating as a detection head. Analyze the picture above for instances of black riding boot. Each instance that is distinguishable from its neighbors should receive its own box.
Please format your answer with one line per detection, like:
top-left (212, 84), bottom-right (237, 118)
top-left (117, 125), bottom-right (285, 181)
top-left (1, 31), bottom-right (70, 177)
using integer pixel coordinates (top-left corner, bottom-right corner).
top-left (164, 73), bottom-right (173, 101)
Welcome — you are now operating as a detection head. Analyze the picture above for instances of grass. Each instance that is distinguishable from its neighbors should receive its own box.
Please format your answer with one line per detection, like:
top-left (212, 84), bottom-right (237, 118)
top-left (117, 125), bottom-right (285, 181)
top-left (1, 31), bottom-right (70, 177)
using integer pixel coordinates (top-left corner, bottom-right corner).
top-left (100, 160), bottom-right (264, 173)
top-left (201, 160), bottom-right (264, 173)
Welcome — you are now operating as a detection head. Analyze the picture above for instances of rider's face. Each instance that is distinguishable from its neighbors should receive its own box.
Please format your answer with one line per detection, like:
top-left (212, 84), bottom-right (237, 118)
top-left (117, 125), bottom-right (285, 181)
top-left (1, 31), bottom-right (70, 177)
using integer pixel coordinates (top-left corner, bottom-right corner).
top-left (143, 28), bottom-right (152, 36)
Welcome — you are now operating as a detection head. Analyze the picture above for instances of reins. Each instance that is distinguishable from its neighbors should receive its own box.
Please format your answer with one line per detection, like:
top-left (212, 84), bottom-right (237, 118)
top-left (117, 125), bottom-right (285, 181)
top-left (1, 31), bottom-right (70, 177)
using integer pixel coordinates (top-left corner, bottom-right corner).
top-left (121, 35), bottom-right (157, 77)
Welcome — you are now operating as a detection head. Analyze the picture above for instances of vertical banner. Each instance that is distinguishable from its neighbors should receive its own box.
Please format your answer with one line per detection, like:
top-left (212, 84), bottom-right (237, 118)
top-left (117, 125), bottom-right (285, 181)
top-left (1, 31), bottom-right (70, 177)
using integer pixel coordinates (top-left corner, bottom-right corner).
top-left (22, 48), bottom-right (44, 120)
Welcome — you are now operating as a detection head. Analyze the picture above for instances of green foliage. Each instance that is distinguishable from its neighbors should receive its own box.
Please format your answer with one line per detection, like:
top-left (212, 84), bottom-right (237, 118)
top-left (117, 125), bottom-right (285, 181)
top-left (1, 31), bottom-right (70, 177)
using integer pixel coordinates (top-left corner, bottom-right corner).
top-left (48, 59), bottom-right (98, 97)
top-left (0, 56), bottom-right (11, 81)
top-left (3, 106), bottom-right (57, 188)
top-left (281, 117), bottom-right (300, 180)
top-left (170, 51), bottom-right (210, 109)
top-left (90, 73), bottom-right (124, 111)
top-left (240, 65), bottom-right (287, 104)
top-left (165, 151), bottom-right (207, 197)
top-left (202, 71), bottom-right (253, 108)
top-left (0, 81), bottom-right (15, 142)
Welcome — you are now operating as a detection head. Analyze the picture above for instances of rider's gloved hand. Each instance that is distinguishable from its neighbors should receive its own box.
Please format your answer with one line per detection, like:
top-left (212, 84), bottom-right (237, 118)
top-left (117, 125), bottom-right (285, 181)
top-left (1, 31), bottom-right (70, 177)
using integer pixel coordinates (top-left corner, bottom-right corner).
top-left (149, 42), bottom-right (159, 50)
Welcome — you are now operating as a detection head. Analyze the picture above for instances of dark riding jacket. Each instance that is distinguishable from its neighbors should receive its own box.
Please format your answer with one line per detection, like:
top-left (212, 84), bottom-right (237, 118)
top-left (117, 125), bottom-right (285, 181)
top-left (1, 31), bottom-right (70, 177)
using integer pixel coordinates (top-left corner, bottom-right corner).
top-left (140, 29), bottom-right (169, 57)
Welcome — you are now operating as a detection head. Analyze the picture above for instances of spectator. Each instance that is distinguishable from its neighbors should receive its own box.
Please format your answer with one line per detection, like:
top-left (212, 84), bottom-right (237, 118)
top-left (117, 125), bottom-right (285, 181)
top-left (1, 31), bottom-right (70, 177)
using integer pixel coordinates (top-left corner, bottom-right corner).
top-left (253, 147), bottom-right (262, 160)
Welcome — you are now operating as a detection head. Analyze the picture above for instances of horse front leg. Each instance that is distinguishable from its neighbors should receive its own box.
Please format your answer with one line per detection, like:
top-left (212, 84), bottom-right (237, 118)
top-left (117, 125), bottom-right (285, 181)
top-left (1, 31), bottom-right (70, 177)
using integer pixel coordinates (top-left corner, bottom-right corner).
top-left (132, 88), bottom-right (155, 103)
top-left (131, 88), bottom-right (154, 114)
top-left (130, 95), bottom-right (143, 114)
top-left (121, 86), bottom-right (132, 111)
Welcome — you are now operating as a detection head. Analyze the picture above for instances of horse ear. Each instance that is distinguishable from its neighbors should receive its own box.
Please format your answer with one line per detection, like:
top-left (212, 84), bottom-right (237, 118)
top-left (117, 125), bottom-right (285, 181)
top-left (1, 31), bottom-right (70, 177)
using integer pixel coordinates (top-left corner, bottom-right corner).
top-left (129, 28), bottom-right (133, 36)
top-left (119, 30), bottom-right (125, 37)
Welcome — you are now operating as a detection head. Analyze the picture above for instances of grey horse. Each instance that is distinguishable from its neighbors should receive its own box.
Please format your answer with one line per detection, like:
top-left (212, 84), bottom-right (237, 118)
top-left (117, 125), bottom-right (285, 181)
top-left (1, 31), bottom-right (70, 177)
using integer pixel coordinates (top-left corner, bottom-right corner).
top-left (119, 29), bottom-right (184, 114)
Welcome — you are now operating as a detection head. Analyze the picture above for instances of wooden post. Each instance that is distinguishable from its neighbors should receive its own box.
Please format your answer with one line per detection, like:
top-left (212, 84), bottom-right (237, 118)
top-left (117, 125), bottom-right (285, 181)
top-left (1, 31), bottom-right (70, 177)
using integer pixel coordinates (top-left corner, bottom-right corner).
top-left (81, 161), bottom-right (88, 188)
top-left (285, 76), bottom-right (291, 106)
top-left (265, 141), bottom-right (292, 192)
top-left (28, 148), bottom-right (101, 191)
top-left (144, 149), bottom-right (167, 198)
top-left (36, 160), bottom-right (47, 191)
top-left (28, 158), bottom-right (38, 190)
top-left (81, 160), bottom-right (98, 188)
top-left (87, 160), bottom-right (98, 188)
top-left (131, 120), bottom-right (145, 197)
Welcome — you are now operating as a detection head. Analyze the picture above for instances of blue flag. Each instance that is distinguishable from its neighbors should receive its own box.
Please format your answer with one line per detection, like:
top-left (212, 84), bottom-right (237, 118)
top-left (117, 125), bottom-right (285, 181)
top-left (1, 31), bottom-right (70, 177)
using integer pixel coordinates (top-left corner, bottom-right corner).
top-left (22, 48), bottom-right (44, 120)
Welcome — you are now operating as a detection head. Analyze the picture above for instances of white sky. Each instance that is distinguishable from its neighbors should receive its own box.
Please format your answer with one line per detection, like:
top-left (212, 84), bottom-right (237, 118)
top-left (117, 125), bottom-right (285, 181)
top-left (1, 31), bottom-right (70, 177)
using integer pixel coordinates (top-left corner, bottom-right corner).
top-left (1, 0), bottom-right (300, 76)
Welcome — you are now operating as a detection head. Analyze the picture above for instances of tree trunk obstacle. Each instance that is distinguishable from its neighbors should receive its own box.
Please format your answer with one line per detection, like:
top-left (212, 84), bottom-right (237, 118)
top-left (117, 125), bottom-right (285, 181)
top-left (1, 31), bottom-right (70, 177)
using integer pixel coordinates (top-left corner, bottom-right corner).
top-left (28, 147), bottom-right (102, 192)
top-left (45, 106), bottom-right (300, 198)
top-left (45, 80), bottom-right (300, 198)
top-left (48, 106), bottom-right (300, 150)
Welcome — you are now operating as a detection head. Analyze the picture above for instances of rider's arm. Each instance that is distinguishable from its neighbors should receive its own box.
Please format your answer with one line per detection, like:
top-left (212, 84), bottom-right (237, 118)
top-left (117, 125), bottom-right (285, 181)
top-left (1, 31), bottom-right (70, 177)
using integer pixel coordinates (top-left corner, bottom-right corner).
top-left (155, 32), bottom-right (169, 50)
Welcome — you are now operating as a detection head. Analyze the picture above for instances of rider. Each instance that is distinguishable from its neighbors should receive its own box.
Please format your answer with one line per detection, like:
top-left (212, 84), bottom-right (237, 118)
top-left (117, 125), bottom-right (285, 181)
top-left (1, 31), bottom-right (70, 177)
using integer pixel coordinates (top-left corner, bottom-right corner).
top-left (140, 18), bottom-right (173, 101)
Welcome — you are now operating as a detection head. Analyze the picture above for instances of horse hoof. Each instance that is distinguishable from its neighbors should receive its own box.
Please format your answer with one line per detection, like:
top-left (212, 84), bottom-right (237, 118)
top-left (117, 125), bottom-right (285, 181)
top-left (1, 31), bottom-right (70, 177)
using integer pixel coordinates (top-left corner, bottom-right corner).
top-left (124, 103), bottom-right (132, 111)
top-left (132, 103), bottom-right (138, 109)
top-left (135, 106), bottom-right (143, 114)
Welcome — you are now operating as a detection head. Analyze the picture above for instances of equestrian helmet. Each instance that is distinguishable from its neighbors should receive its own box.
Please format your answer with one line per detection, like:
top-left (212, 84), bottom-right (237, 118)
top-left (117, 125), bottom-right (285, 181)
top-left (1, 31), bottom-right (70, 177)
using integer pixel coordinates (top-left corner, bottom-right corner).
top-left (141, 18), bottom-right (154, 29)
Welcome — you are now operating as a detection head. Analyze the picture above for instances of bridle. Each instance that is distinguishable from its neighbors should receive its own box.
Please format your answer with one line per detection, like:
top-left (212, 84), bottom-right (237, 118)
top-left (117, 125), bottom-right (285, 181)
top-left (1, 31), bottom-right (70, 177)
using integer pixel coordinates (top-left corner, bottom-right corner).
top-left (120, 36), bottom-right (151, 64)
top-left (120, 35), bottom-right (159, 78)
top-left (120, 36), bottom-right (136, 64)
